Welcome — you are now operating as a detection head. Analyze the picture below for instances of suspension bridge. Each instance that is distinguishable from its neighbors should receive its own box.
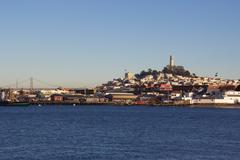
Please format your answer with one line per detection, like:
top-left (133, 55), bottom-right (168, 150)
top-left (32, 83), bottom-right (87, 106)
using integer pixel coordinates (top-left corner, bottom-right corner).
top-left (0, 78), bottom-right (62, 90)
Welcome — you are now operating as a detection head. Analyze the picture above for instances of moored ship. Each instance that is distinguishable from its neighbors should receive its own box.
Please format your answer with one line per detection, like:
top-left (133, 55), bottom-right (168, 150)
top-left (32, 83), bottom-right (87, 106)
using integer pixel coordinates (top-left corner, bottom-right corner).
top-left (0, 90), bottom-right (30, 106)
top-left (0, 101), bottom-right (30, 107)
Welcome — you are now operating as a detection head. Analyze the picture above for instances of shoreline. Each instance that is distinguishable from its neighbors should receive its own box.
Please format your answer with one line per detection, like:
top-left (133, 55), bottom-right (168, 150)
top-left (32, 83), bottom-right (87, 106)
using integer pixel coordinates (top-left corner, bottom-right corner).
top-left (1, 102), bottom-right (240, 109)
top-left (14, 102), bottom-right (240, 109)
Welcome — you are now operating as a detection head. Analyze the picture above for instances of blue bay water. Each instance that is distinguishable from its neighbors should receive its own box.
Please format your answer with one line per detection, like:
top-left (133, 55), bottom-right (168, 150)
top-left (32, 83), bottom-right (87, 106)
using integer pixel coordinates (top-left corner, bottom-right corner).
top-left (0, 105), bottom-right (240, 160)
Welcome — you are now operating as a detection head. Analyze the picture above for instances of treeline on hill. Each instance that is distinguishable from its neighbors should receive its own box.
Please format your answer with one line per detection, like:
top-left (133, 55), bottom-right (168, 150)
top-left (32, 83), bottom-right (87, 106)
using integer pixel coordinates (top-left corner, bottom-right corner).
top-left (135, 66), bottom-right (197, 80)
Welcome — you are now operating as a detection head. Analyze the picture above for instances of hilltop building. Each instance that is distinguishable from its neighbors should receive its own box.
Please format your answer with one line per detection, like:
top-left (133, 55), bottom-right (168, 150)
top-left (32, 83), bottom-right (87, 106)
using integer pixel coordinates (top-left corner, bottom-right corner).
top-left (125, 72), bottom-right (135, 80)
top-left (168, 55), bottom-right (175, 71)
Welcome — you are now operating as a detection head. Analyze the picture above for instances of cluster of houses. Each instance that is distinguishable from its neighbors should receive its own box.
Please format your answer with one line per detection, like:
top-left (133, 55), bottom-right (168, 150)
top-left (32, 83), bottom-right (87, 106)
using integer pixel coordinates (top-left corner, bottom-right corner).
top-left (96, 71), bottom-right (240, 105)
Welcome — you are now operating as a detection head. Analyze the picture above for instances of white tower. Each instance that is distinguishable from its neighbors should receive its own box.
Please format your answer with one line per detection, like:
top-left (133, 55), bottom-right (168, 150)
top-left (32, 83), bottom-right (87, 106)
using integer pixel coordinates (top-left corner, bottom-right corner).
top-left (169, 55), bottom-right (175, 71)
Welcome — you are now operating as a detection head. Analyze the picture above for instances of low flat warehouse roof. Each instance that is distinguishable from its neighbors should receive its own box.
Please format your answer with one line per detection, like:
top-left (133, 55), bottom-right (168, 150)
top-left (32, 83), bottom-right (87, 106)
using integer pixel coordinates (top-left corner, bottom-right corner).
top-left (107, 92), bottom-right (134, 95)
top-left (112, 95), bottom-right (138, 100)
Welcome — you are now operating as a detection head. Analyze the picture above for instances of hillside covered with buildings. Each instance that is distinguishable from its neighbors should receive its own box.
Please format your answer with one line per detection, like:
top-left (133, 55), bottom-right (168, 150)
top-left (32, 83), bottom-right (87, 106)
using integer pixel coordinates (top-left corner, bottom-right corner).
top-left (1, 56), bottom-right (240, 106)
top-left (96, 56), bottom-right (240, 105)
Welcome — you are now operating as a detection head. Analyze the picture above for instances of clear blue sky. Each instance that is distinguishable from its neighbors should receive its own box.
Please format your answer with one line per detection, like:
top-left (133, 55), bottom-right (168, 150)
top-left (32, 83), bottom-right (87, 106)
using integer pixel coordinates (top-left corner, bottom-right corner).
top-left (0, 0), bottom-right (240, 88)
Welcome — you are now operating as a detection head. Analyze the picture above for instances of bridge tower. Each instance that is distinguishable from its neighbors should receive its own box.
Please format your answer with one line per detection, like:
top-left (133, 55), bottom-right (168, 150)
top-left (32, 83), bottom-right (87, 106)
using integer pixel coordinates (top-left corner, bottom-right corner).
top-left (30, 77), bottom-right (33, 92)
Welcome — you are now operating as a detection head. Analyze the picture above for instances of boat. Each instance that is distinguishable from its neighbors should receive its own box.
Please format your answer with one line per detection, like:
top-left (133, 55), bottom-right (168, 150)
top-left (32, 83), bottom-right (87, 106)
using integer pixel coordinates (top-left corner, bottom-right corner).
top-left (0, 101), bottom-right (30, 107)
top-left (0, 90), bottom-right (30, 106)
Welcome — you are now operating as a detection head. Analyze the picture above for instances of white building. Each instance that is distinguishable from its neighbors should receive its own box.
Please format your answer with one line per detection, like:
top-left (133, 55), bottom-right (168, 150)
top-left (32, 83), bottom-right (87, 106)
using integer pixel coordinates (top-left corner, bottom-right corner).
top-left (191, 98), bottom-right (235, 105)
top-left (223, 91), bottom-right (240, 103)
top-left (125, 72), bottom-right (135, 80)
top-left (40, 89), bottom-right (70, 96)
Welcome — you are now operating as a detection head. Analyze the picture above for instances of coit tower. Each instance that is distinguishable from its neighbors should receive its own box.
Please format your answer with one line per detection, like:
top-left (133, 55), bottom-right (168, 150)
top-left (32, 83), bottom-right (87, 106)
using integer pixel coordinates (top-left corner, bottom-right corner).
top-left (169, 55), bottom-right (174, 70)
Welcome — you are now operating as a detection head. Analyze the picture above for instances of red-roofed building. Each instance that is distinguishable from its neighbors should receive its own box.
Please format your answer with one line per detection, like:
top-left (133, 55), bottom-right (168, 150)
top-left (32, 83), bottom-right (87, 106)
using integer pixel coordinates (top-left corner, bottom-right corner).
top-left (160, 84), bottom-right (172, 91)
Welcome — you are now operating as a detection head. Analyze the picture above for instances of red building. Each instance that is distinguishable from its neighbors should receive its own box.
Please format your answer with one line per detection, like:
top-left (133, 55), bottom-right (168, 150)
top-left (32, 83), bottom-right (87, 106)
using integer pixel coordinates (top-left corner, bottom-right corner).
top-left (160, 84), bottom-right (173, 91)
top-left (50, 94), bottom-right (64, 102)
